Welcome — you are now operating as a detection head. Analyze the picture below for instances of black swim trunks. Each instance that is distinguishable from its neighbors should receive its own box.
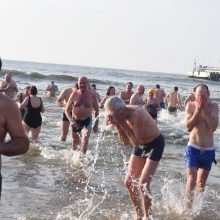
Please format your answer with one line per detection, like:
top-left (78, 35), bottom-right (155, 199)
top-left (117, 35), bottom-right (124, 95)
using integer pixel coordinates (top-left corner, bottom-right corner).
top-left (71, 117), bottom-right (92, 133)
top-left (62, 111), bottom-right (71, 122)
top-left (132, 134), bottom-right (165, 161)
top-left (168, 106), bottom-right (177, 113)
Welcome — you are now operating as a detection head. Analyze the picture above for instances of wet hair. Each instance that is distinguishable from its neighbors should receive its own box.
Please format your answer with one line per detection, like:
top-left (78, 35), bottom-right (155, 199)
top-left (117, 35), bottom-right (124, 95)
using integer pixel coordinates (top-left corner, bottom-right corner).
top-left (104, 96), bottom-right (125, 111)
top-left (194, 84), bottom-right (209, 92)
top-left (156, 84), bottom-right (160, 89)
top-left (30, 86), bottom-right (38, 95)
top-left (91, 84), bottom-right (96, 88)
top-left (106, 86), bottom-right (115, 96)
top-left (174, 86), bottom-right (178, 91)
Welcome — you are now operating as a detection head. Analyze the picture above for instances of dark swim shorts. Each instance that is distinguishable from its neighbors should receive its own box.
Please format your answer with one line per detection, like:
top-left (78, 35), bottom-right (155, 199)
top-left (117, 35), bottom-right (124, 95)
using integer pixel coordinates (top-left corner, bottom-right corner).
top-left (132, 134), bottom-right (165, 161)
top-left (168, 106), bottom-right (177, 113)
top-left (72, 117), bottom-right (92, 133)
top-left (184, 143), bottom-right (216, 170)
top-left (160, 101), bottom-right (165, 109)
top-left (62, 111), bottom-right (71, 122)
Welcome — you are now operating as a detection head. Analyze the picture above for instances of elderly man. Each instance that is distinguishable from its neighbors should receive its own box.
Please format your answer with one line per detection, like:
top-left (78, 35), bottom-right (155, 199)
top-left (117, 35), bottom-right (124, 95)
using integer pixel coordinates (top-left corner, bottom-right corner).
top-left (129, 85), bottom-right (145, 105)
top-left (65, 76), bottom-right (99, 155)
top-left (0, 93), bottom-right (30, 197)
top-left (184, 84), bottom-right (219, 210)
top-left (0, 74), bottom-right (18, 98)
top-left (119, 82), bottom-right (134, 104)
top-left (104, 96), bottom-right (165, 220)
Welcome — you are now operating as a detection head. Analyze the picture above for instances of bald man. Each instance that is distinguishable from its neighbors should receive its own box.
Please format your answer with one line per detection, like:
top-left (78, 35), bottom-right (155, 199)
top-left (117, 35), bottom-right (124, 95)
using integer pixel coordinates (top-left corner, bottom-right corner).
top-left (0, 74), bottom-right (18, 99)
top-left (65, 76), bottom-right (99, 155)
top-left (184, 84), bottom-right (219, 210)
top-left (129, 85), bottom-right (145, 105)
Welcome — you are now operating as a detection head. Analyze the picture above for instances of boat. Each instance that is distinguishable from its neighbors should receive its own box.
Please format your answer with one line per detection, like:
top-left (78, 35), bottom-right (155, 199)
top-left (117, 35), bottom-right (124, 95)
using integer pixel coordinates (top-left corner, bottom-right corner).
top-left (188, 60), bottom-right (220, 81)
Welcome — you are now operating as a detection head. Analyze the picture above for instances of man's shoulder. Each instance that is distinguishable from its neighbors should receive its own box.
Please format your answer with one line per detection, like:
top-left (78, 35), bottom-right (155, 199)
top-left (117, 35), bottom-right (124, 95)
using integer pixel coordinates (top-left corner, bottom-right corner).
top-left (209, 101), bottom-right (218, 110)
top-left (0, 93), bottom-right (14, 109)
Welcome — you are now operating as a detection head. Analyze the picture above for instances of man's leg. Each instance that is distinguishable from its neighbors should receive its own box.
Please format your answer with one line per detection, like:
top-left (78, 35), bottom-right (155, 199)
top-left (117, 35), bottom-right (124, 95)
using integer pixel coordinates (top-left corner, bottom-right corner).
top-left (80, 127), bottom-right (91, 155)
top-left (139, 158), bottom-right (159, 219)
top-left (61, 121), bottom-right (70, 141)
top-left (196, 168), bottom-right (209, 192)
top-left (124, 154), bottom-right (146, 220)
top-left (184, 167), bottom-right (197, 210)
top-left (72, 131), bottom-right (80, 151)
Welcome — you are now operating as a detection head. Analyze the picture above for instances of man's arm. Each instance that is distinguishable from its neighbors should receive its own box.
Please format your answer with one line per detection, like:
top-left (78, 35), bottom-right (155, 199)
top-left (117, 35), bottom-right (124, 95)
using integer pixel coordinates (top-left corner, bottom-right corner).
top-left (129, 94), bottom-right (136, 105)
top-left (56, 89), bottom-right (66, 107)
top-left (164, 94), bottom-right (169, 105)
top-left (202, 103), bottom-right (219, 131)
top-left (184, 95), bottom-right (191, 107)
top-left (177, 94), bottom-right (183, 110)
top-left (184, 103), bottom-right (200, 132)
top-left (114, 123), bottom-right (130, 145)
top-left (19, 96), bottom-right (29, 110)
top-left (65, 92), bottom-right (74, 122)
top-left (0, 96), bottom-right (29, 156)
top-left (92, 94), bottom-right (99, 132)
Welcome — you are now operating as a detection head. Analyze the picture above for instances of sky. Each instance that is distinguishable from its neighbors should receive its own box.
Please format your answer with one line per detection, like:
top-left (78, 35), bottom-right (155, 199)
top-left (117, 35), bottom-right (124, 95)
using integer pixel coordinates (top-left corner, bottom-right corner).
top-left (1, 0), bottom-right (220, 74)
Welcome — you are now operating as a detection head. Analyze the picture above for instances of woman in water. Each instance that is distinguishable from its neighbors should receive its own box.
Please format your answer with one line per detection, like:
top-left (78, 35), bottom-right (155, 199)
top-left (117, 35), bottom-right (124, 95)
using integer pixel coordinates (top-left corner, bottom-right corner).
top-left (144, 88), bottom-right (159, 123)
top-left (19, 86), bottom-right (45, 143)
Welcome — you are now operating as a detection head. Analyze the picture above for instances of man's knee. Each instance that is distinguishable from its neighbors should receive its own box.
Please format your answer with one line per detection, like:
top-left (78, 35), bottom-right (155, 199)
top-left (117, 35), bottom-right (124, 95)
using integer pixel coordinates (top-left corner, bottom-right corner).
top-left (139, 178), bottom-right (150, 194)
top-left (124, 176), bottom-right (136, 190)
top-left (186, 175), bottom-right (196, 189)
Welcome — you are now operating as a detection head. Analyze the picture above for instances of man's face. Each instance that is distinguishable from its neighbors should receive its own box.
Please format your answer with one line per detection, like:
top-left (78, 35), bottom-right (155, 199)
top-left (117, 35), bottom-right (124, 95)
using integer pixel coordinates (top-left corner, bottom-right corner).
top-left (195, 86), bottom-right (209, 107)
top-left (106, 109), bottom-right (123, 124)
top-left (5, 75), bottom-right (11, 83)
top-left (126, 83), bottom-right (133, 92)
top-left (138, 86), bottom-right (145, 95)
top-left (78, 78), bottom-right (88, 92)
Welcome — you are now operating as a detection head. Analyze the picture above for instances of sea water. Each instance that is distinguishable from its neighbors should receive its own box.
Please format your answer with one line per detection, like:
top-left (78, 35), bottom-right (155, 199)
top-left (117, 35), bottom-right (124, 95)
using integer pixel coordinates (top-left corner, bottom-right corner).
top-left (0, 59), bottom-right (219, 219)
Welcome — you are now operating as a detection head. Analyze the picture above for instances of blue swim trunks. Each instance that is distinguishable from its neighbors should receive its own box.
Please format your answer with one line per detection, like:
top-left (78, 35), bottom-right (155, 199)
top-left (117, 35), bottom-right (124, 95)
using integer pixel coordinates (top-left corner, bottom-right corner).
top-left (132, 134), bottom-right (165, 161)
top-left (184, 143), bottom-right (216, 170)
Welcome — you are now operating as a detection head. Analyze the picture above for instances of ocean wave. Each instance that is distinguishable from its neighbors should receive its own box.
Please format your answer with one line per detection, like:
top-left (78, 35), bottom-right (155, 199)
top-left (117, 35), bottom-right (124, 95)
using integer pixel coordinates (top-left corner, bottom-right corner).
top-left (0, 69), bottom-right (118, 86)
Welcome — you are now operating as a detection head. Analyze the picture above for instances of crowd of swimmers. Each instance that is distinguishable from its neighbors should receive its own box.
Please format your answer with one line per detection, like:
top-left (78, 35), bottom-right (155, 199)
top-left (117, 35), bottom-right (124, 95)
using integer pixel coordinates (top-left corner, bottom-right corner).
top-left (0, 61), bottom-right (219, 220)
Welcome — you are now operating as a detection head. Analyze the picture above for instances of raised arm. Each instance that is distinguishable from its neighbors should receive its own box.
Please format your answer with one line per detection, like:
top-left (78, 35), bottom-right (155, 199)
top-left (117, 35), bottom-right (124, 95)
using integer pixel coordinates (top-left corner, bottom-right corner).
top-left (202, 103), bottom-right (219, 131)
top-left (19, 96), bottom-right (29, 110)
top-left (184, 103), bottom-right (200, 132)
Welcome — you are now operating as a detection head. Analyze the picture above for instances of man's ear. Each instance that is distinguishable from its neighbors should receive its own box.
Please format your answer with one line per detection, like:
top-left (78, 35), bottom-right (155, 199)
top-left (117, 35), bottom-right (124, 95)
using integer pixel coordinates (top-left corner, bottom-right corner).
top-left (208, 90), bottom-right (210, 97)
